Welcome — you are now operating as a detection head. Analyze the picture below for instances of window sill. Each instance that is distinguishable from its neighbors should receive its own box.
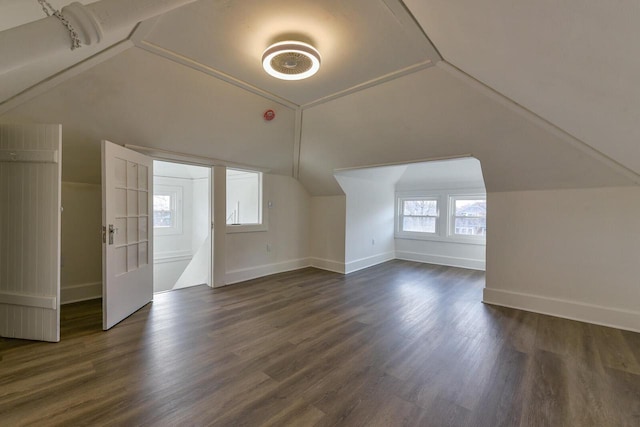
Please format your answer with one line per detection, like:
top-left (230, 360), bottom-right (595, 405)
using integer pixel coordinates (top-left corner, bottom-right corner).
top-left (154, 227), bottom-right (182, 236)
top-left (226, 224), bottom-right (268, 233)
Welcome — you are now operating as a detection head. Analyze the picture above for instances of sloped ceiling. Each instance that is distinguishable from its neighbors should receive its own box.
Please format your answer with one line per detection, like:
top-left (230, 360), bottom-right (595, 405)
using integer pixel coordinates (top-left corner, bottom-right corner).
top-left (300, 66), bottom-right (635, 195)
top-left (0, 0), bottom-right (131, 101)
top-left (2, 48), bottom-right (296, 183)
top-left (0, 0), bottom-right (93, 31)
top-left (333, 158), bottom-right (485, 191)
top-left (404, 0), bottom-right (640, 175)
top-left (1, 0), bottom-right (639, 195)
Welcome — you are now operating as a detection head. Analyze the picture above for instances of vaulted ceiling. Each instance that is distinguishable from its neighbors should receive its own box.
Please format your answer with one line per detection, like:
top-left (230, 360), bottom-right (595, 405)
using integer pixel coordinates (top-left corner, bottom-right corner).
top-left (1, 0), bottom-right (639, 195)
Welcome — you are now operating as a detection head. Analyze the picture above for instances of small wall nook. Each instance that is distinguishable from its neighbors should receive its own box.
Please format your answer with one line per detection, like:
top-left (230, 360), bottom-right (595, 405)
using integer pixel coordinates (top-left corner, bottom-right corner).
top-left (334, 157), bottom-right (487, 274)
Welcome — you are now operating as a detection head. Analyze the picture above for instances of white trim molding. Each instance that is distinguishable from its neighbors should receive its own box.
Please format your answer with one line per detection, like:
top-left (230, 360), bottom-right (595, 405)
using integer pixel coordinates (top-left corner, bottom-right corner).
top-left (345, 252), bottom-right (395, 274)
top-left (225, 258), bottom-right (311, 285)
top-left (61, 282), bottom-right (102, 304)
top-left (483, 288), bottom-right (640, 333)
top-left (0, 291), bottom-right (57, 310)
top-left (154, 251), bottom-right (193, 264)
top-left (310, 258), bottom-right (346, 274)
top-left (395, 250), bottom-right (485, 271)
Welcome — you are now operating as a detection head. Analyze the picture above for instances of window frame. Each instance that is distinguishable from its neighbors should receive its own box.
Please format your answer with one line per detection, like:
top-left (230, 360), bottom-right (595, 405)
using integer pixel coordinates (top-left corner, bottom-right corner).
top-left (395, 189), bottom-right (486, 245)
top-left (225, 168), bottom-right (267, 234)
top-left (395, 195), bottom-right (442, 239)
top-left (153, 185), bottom-right (183, 236)
top-left (448, 194), bottom-right (487, 243)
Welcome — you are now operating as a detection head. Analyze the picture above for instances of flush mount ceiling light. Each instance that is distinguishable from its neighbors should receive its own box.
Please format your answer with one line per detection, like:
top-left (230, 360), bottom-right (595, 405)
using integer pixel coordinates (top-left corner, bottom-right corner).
top-left (262, 41), bottom-right (321, 81)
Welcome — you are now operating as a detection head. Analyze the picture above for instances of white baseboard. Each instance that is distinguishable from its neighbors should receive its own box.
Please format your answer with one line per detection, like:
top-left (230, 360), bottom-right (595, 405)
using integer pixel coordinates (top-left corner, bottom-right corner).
top-left (154, 251), bottom-right (193, 264)
top-left (395, 250), bottom-right (485, 271)
top-left (483, 288), bottom-right (640, 333)
top-left (345, 252), bottom-right (395, 274)
top-left (61, 282), bottom-right (102, 304)
top-left (309, 257), bottom-right (346, 274)
top-left (225, 258), bottom-right (311, 285)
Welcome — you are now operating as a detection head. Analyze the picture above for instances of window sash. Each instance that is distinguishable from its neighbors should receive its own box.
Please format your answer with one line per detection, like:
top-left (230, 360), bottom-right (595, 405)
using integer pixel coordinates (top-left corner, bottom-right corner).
top-left (398, 198), bottom-right (439, 234)
top-left (153, 185), bottom-right (183, 236)
top-left (450, 196), bottom-right (486, 238)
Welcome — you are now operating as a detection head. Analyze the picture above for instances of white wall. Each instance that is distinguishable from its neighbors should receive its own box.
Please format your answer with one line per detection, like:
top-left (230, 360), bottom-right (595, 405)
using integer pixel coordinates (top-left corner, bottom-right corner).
top-left (309, 195), bottom-right (347, 273)
top-left (395, 238), bottom-right (485, 271)
top-left (191, 177), bottom-right (210, 255)
top-left (60, 182), bottom-right (102, 303)
top-left (334, 175), bottom-right (396, 273)
top-left (485, 187), bottom-right (640, 332)
top-left (225, 174), bottom-right (311, 284)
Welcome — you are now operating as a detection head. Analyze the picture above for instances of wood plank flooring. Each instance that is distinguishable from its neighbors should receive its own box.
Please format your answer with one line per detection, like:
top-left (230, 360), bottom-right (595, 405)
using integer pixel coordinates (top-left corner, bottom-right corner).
top-left (1, 260), bottom-right (639, 426)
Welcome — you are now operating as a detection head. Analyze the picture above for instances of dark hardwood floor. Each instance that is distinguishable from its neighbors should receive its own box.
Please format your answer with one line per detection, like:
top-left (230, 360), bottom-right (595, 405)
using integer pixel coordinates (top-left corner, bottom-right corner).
top-left (1, 260), bottom-right (639, 426)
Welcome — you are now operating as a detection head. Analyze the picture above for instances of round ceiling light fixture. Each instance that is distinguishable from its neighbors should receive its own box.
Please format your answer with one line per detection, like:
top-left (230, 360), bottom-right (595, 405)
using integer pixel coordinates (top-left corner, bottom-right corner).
top-left (262, 41), bottom-right (321, 81)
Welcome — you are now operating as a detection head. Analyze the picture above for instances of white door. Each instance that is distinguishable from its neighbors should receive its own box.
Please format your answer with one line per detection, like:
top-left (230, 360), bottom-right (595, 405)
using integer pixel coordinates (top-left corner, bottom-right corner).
top-left (102, 140), bottom-right (153, 330)
top-left (0, 123), bottom-right (62, 342)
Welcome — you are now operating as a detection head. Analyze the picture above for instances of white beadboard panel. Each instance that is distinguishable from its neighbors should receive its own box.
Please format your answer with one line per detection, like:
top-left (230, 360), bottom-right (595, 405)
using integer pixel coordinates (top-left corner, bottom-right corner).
top-left (0, 123), bottom-right (61, 342)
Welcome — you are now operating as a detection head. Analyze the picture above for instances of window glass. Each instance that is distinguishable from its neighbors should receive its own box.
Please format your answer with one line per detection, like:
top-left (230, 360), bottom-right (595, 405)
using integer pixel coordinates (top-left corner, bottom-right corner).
top-left (403, 200), bottom-right (438, 216)
top-left (226, 169), bottom-right (262, 225)
top-left (153, 194), bottom-right (173, 227)
top-left (399, 198), bottom-right (438, 234)
top-left (402, 216), bottom-right (436, 233)
top-left (152, 184), bottom-right (182, 235)
top-left (453, 199), bottom-right (486, 236)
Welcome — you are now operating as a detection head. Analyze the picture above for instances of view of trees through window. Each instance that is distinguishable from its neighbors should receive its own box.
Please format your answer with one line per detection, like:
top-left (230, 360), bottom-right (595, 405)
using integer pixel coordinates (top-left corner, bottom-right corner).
top-left (453, 199), bottom-right (486, 236)
top-left (401, 199), bottom-right (438, 233)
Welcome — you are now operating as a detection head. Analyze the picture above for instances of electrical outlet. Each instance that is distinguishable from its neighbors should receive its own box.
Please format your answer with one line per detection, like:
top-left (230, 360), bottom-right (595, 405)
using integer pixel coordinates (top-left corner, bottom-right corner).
top-left (266, 244), bottom-right (272, 252)
top-left (372, 239), bottom-right (375, 245)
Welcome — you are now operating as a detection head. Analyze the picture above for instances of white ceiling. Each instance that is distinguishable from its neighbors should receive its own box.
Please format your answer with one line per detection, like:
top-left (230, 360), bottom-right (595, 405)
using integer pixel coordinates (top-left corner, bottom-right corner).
top-left (334, 157), bottom-right (485, 191)
top-left (1, 0), bottom-right (639, 195)
top-left (300, 66), bottom-right (635, 195)
top-left (2, 48), bottom-right (296, 183)
top-left (0, 0), bottom-right (130, 101)
top-left (0, 0), bottom-right (93, 32)
top-left (405, 0), bottom-right (640, 177)
top-left (154, 160), bottom-right (209, 179)
top-left (397, 158), bottom-right (484, 190)
top-left (142, 0), bottom-right (440, 106)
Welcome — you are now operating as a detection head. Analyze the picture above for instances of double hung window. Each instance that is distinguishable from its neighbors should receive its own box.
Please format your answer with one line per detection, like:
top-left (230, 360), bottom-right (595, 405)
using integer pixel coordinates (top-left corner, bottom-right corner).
top-left (395, 191), bottom-right (486, 243)
top-left (397, 197), bottom-right (439, 235)
top-left (450, 197), bottom-right (487, 237)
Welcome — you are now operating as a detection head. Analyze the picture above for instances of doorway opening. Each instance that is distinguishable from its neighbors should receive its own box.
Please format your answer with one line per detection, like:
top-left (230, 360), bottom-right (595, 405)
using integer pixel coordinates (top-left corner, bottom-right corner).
top-left (153, 160), bottom-right (211, 293)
